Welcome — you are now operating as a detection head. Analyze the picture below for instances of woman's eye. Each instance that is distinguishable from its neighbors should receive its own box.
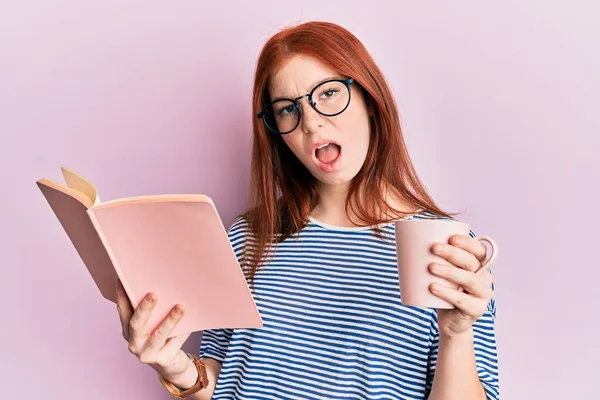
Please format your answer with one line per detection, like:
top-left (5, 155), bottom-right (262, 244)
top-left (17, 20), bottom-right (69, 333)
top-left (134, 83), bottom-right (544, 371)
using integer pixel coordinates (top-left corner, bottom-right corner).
top-left (276, 105), bottom-right (296, 116)
top-left (320, 88), bottom-right (339, 99)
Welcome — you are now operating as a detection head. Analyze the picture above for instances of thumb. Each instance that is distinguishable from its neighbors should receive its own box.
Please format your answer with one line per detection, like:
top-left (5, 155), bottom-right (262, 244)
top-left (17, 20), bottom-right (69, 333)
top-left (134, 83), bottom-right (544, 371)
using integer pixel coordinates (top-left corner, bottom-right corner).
top-left (160, 333), bottom-right (192, 360)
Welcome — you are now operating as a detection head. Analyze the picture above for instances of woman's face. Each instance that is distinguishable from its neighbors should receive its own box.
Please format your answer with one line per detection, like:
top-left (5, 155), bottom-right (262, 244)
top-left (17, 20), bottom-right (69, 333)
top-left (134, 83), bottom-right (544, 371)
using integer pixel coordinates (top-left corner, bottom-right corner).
top-left (267, 54), bottom-right (371, 188)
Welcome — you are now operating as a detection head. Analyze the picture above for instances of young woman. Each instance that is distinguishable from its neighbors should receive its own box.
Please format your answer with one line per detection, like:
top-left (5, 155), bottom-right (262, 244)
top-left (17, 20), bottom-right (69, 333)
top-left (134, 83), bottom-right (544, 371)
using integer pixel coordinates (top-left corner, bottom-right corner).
top-left (116, 21), bottom-right (499, 400)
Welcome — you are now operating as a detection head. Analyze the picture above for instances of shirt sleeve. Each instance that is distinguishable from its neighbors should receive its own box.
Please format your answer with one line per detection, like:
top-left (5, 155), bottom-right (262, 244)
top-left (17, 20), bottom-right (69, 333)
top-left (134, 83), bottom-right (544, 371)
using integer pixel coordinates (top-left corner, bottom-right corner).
top-left (425, 229), bottom-right (500, 399)
top-left (198, 217), bottom-right (250, 363)
top-left (199, 328), bottom-right (234, 363)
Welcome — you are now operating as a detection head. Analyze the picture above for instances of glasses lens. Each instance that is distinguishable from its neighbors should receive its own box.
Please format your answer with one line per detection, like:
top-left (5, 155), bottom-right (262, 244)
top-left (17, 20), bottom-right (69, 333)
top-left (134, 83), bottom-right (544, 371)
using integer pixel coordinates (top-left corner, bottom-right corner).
top-left (311, 80), bottom-right (351, 116)
top-left (262, 99), bottom-right (299, 134)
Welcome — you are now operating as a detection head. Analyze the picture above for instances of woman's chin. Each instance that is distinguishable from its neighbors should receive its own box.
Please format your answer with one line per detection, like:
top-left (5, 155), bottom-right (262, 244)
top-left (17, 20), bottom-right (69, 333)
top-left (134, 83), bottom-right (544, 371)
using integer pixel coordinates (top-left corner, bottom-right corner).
top-left (312, 170), bottom-right (359, 188)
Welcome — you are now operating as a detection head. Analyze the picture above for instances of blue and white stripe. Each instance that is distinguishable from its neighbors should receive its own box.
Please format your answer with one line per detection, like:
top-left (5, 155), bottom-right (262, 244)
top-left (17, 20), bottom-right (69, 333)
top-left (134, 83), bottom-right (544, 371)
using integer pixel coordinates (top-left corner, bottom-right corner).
top-left (199, 213), bottom-right (499, 399)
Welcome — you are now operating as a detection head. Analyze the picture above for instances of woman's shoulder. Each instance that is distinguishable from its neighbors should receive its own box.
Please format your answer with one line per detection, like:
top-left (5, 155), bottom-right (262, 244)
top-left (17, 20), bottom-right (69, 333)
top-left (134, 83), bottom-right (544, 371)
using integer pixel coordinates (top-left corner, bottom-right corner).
top-left (227, 215), bottom-right (250, 236)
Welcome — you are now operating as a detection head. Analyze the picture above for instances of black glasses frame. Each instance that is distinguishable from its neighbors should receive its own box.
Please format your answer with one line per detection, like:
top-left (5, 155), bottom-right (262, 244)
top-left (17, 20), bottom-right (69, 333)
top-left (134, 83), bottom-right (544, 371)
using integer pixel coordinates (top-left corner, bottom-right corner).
top-left (256, 78), bottom-right (355, 135)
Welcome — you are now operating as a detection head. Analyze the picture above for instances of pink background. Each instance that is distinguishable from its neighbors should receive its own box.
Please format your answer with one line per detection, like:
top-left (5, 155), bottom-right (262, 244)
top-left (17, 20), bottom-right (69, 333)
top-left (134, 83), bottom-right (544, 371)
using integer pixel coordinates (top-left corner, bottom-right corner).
top-left (2, 1), bottom-right (598, 399)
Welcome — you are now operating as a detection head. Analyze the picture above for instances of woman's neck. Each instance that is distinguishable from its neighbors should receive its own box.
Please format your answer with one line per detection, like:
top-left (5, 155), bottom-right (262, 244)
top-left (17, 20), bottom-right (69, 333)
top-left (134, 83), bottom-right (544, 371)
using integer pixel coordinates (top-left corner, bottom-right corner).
top-left (310, 183), bottom-right (355, 227)
top-left (310, 182), bottom-right (417, 228)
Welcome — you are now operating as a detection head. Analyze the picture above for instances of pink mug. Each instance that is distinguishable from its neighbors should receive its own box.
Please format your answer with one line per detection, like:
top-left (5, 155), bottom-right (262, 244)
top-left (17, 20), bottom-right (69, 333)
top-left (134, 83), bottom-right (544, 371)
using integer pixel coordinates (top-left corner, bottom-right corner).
top-left (394, 218), bottom-right (498, 309)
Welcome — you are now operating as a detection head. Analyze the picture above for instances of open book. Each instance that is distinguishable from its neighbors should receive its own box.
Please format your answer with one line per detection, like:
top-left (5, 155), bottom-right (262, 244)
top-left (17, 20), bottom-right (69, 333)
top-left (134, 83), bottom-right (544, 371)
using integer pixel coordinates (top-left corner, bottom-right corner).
top-left (36, 167), bottom-right (263, 338)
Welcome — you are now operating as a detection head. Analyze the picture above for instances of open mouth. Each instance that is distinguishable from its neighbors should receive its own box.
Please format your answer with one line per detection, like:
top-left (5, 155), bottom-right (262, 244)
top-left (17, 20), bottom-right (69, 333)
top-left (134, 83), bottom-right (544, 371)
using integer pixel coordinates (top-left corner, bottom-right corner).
top-left (313, 142), bottom-right (342, 172)
top-left (315, 143), bottom-right (341, 164)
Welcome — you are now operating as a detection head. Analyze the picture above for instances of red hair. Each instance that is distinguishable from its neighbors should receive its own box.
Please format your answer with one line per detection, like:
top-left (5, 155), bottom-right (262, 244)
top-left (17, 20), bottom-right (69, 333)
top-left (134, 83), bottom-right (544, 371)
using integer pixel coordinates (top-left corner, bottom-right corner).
top-left (240, 21), bottom-right (454, 286)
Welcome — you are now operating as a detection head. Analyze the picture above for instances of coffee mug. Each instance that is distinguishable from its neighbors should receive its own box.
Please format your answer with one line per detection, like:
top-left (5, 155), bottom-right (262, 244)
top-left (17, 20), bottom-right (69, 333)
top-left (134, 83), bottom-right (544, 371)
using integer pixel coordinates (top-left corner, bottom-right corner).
top-left (394, 218), bottom-right (498, 309)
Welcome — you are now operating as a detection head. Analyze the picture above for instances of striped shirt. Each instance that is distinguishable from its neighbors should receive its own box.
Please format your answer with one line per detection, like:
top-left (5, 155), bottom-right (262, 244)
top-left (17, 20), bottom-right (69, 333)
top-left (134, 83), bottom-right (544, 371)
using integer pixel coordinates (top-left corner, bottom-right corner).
top-left (199, 213), bottom-right (499, 399)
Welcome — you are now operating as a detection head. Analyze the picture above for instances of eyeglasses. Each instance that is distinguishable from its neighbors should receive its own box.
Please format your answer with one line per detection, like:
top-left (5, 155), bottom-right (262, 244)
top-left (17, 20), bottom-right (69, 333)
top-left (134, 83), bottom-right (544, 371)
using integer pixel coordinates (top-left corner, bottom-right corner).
top-left (257, 78), bottom-right (355, 135)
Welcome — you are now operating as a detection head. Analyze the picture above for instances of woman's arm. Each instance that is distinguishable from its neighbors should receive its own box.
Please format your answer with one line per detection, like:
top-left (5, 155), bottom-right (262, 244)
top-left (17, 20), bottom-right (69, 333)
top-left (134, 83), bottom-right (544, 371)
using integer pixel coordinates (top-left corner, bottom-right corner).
top-left (425, 233), bottom-right (500, 399)
top-left (427, 328), bottom-right (486, 400)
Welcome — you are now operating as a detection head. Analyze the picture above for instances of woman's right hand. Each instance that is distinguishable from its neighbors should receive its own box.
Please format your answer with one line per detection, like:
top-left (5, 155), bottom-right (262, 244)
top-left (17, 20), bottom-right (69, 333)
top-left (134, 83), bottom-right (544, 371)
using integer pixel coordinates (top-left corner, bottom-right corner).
top-left (115, 279), bottom-right (193, 381)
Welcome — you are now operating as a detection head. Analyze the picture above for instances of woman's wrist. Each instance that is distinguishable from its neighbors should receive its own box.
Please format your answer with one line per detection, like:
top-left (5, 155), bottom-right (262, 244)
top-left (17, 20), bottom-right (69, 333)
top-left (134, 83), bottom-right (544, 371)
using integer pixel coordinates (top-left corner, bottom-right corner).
top-left (439, 326), bottom-right (474, 341)
top-left (160, 353), bottom-right (199, 390)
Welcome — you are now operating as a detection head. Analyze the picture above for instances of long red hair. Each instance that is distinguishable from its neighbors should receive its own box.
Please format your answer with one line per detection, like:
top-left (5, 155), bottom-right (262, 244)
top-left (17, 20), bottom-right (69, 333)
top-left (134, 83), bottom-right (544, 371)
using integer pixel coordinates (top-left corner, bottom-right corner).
top-left (239, 21), bottom-right (454, 286)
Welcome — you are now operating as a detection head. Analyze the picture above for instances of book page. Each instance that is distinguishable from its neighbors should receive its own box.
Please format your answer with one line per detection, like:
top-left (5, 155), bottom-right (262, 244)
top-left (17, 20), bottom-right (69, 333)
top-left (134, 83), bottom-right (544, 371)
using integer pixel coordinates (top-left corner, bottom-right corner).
top-left (61, 167), bottom-right (101, 205)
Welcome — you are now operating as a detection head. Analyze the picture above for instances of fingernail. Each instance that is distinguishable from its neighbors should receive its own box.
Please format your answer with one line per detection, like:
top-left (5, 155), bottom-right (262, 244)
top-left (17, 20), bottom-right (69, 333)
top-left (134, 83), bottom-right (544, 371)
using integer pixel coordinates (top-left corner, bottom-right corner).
top-left (433, 244), bottom-right (444, 253)
top-left (146, 294), bottom-right (155, 303)
top-left (431, 284), bottom-right (440, 293)
top-left (174, 305), bottom-right (184, 314)
top-left (430, 263), bottom-right (440, 273)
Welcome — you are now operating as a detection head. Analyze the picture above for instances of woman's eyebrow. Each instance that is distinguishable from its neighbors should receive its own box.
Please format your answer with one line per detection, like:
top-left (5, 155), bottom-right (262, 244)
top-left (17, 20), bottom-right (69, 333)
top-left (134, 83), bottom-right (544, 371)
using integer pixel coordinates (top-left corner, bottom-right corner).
top-left (271, 76), bottom-right (344, 102)
top-left (307, 76), bottom-right (342, 91)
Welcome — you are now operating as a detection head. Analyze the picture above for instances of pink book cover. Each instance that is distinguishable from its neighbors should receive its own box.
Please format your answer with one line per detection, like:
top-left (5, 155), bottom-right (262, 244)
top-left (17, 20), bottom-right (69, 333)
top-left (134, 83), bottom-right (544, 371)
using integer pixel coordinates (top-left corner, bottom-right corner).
top-left (36, 167), bottom-right (263, 338)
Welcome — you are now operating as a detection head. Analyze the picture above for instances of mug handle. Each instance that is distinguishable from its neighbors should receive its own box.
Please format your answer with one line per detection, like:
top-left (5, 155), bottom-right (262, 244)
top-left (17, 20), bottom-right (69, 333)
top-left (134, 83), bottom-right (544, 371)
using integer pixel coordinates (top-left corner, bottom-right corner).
top-left (474, 236), bottom-right (499, 275)
top-left (456, 236), bottom-right (498, 293)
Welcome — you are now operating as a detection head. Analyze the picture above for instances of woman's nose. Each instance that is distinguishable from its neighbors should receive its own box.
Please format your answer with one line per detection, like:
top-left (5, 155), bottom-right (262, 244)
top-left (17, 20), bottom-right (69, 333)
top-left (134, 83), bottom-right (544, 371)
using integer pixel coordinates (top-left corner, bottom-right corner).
top-left (298, 97), bottom-right (325, 133)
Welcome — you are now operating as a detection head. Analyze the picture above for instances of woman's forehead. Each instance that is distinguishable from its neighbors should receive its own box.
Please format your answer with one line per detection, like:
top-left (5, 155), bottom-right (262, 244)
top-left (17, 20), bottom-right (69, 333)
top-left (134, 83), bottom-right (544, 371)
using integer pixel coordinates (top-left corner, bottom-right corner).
top-left (268, 54), bottom-right (340, 98)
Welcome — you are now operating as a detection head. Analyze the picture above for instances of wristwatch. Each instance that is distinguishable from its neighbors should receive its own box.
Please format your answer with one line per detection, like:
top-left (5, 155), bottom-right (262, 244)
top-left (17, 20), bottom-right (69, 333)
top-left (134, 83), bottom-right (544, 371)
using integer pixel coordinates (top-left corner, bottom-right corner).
top-left (158, 353), bottom-right (209, 399)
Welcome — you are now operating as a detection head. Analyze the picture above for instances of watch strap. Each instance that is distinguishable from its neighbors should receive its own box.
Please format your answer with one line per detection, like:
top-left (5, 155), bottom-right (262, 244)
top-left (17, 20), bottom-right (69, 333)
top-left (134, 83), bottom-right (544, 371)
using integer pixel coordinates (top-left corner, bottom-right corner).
top-left (158, 353), bottom-right (209, 398)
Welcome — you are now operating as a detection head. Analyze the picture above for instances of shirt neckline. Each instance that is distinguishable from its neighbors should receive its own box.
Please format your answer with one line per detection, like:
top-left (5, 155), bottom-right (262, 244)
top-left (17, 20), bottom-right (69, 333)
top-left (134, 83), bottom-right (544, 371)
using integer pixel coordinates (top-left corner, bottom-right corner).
top-left (307, 212), bottom-right (425, 232)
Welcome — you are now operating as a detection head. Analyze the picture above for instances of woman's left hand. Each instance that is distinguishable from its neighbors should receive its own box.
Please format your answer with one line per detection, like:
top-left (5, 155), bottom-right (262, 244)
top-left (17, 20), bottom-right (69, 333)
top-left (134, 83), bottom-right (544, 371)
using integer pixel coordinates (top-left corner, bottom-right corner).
top-left (428, 234), bottom-right (495, 337)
